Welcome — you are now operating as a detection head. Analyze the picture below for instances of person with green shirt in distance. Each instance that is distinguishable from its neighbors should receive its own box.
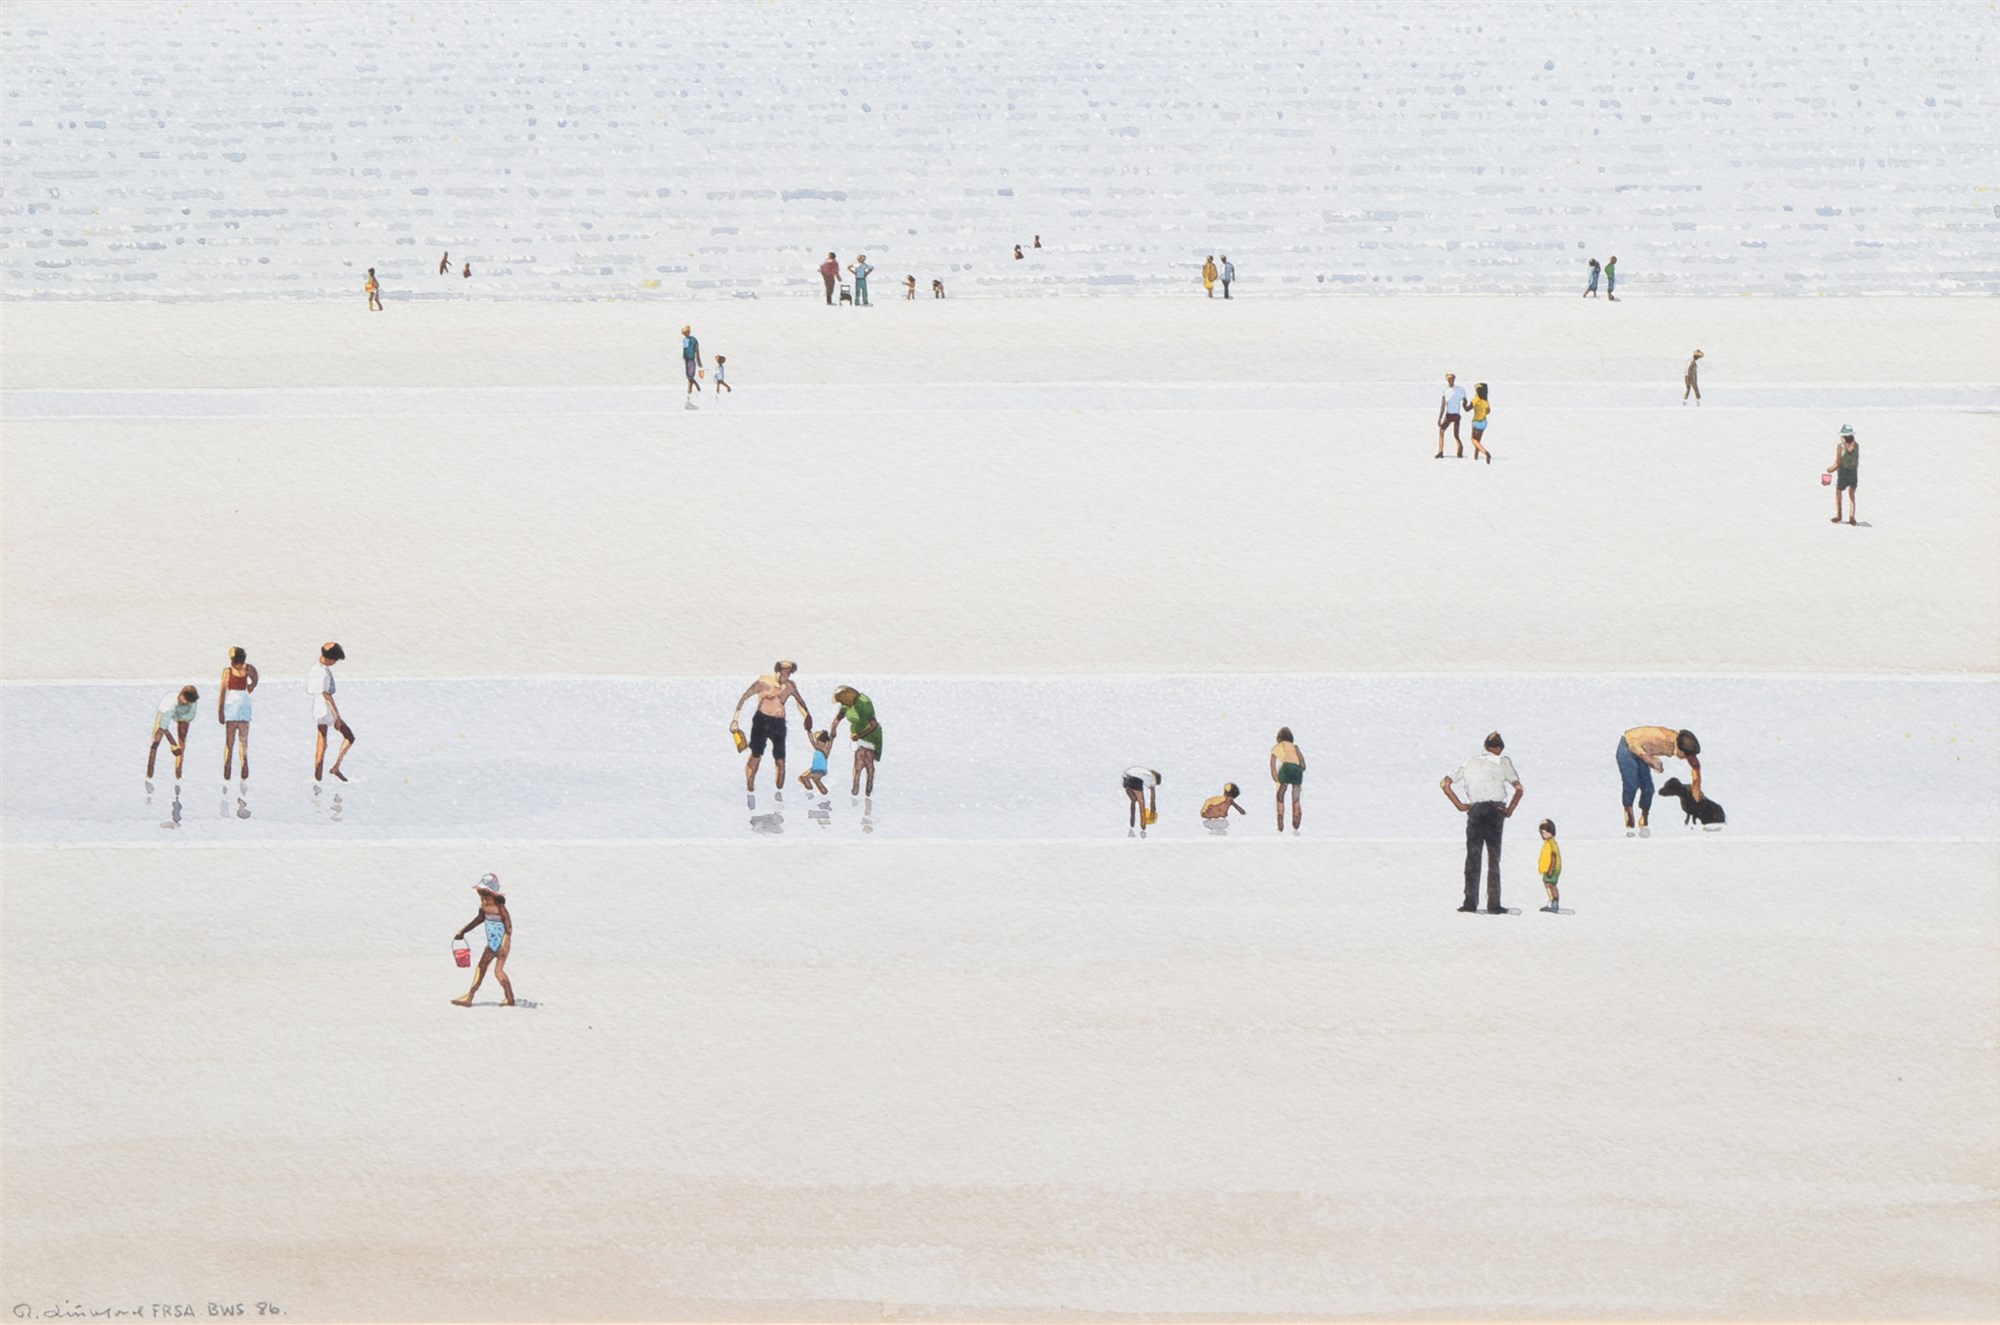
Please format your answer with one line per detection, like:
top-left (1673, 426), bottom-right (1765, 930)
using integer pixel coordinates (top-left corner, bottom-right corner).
top-left (828, 685), bottom-right (882, 795)
top-left (1605, 255), bottom-right (1619, 301)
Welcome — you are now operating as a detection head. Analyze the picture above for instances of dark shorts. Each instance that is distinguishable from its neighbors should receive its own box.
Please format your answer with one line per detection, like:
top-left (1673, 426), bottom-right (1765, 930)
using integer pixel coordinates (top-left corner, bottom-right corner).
top-left (1122, 775), bottom-right (1145, 793)
top-left (1836, 470), bottom-right (1857, 490)
top-left (749, 710), bottom-right (787, 760)
top-left (683, 357), bottom-right (698, 382)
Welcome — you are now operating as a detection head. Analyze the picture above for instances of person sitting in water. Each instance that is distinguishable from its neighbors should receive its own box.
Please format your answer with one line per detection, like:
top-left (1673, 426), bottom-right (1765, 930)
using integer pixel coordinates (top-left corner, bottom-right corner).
top-left (1201, 782), bottom-right (1246, 820)
top-left (1270, 728), bottom-right (1305, 833)
top-left (452, 873), bottom-right (514, 1007)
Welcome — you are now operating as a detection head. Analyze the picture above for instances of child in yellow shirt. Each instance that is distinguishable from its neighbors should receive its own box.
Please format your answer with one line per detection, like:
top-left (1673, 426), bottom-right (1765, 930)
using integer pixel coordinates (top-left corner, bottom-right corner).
top-left (1537, 818), bottom-right (1563, 913)
top-left (1470, 383), bottom-right (1493, 464)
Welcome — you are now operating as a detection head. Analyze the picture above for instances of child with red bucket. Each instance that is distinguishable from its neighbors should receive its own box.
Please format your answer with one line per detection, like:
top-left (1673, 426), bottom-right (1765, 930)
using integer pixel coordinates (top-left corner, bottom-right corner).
top-left (451, 874), bottom-right (514, 1007)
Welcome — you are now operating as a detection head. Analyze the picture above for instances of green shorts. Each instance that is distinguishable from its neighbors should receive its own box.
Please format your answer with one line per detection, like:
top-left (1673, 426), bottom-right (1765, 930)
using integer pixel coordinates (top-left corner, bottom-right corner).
top-left (1277, 762), bottom-right (1303, 786)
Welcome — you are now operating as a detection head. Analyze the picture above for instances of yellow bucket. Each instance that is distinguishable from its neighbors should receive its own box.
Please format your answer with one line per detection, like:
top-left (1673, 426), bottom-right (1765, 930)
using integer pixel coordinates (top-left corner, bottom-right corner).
top-left (1143, 808), bottom-right (1158, 826)
top-left (732, 728), bottom-right (747, 752)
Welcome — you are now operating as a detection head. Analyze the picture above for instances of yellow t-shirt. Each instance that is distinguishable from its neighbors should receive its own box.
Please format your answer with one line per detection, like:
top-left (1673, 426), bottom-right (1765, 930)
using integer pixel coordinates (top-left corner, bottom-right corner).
top-left (1538, 839), bottom-right (1562, 879)
top-left (1470, 396), bottom-right (1491, 422)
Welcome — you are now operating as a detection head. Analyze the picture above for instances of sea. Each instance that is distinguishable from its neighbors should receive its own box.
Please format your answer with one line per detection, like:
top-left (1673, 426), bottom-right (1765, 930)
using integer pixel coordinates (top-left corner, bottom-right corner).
top-left (3, 0), bottom-right (1997, 300)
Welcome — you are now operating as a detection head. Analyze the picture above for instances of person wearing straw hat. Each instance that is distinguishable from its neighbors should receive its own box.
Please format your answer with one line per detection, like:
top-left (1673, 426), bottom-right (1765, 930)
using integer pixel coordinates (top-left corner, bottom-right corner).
top-left (1683, 349), bottom-right (1704, 405)
top-left (452, 874), bottom-right (514, 1007)
top-left (1826, 425), bottom-right (1860, 525)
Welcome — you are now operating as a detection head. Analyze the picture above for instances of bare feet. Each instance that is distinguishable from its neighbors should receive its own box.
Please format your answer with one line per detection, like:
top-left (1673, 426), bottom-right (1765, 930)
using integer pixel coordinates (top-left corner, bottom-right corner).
top-left (451, 995), bottom-right (473, 1007)
top-left (331, 768), bottom-right (349, 782)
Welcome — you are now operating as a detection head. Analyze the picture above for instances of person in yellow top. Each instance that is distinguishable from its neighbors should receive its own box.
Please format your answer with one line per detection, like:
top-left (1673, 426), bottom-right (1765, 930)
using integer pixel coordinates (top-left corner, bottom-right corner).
top-left (1617, 726), bottom-right (1701, 836)
top-left (1269, 727), bottom-right (1305, 834)
top-left (1201, 782), bottom-right (1245, 821)
top-left (1537, 819), bottom-right (1563, 913)
top-left (364, 267), bottom-right (382, 312)
top-left (1201, 255), bottom-right (1218, 298)
top-left (1469, 383), bottom-right (1494, 463)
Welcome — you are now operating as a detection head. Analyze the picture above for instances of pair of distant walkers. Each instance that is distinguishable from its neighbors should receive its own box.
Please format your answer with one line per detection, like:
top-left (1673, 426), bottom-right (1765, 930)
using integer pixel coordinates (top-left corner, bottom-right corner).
top-left (1201, 255), bottom-right (1236, 298)
top-left (1583, 255), bottom-right (1618, 299)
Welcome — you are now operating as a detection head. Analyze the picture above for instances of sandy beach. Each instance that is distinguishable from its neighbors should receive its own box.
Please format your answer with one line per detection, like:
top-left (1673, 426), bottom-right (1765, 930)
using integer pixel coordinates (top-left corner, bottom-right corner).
top-left (3, 295), bottom-right (1996, 1319)
top-left (4, 299), bottom-right (1997, 681)
top-left (6, 0), bottom-right (1998, 1314)
top-left (5, 840), bottom-right (1996, 1321)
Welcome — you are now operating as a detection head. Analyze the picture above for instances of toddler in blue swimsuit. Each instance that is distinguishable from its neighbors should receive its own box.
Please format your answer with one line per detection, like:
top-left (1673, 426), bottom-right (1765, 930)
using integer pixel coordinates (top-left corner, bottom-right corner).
top-left (799, 729), bottom-right (832, 795)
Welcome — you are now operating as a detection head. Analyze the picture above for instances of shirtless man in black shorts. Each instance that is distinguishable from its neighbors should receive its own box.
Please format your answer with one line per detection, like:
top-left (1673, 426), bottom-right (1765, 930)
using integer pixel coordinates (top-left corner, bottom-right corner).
top-left (731, 661), bottom-right (812, 794)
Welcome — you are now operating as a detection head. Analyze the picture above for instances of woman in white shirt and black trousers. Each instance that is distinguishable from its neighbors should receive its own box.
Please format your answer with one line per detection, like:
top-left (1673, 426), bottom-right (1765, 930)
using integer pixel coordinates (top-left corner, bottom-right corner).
top-left (1440, 732), bottom-right (1524, 913)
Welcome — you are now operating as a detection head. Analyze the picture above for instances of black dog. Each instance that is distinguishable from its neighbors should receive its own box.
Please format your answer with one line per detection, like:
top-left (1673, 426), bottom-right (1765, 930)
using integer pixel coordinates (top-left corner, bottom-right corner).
top-left (1659, 776), bottom-right (1725, 828)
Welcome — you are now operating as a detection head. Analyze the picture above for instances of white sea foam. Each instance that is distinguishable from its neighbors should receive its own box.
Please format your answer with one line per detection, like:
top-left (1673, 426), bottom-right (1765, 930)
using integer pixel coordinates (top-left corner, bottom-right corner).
top-left (3, 0), bottom-right (1996, 300)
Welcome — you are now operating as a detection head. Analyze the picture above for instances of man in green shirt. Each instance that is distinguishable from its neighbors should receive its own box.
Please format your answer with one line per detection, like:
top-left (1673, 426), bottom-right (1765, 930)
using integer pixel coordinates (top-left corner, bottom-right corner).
top-left (829, 685), bottom-right (882, 795)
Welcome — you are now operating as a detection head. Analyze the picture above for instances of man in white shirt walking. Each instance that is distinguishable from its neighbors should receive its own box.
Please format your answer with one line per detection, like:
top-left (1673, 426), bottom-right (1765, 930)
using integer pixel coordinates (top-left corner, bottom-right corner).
top-left (1440, 731), bottom-right (1524, 913)
top-left (1437, 373), bottom-right (1469, 459)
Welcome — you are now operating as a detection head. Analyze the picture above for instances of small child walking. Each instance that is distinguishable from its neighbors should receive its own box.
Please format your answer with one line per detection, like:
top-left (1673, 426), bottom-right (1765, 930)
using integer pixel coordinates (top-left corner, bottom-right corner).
top-left (798, 729), bottom-right (832, 795)
top-left (905, 274), bottom-right (917, 300)
top-left (365, 268), bottom-right (382, 311)
top-left (1538, 819), bottom-right (1563, 912)
top-left (714, 354), bottom-right (731, 394)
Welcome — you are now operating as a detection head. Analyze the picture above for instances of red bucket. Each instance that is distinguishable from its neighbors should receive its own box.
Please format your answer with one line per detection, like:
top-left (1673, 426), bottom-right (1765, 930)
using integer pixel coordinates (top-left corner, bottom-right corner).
top-left (452, 939), bottom-right (471, 968)
top-left (1820, 472), bottom-right (1832, 486)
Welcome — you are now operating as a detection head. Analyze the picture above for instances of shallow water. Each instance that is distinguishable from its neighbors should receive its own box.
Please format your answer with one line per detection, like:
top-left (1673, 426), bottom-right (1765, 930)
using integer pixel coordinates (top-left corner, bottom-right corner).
top-left (5, 1), bottom-right (1996, 299)
top-left (4, 674), bottom-right (1991, 845)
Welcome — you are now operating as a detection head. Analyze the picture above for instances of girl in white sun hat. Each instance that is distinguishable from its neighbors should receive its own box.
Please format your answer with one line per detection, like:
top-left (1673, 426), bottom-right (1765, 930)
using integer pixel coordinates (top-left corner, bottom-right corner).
top-left (452, 874), bottom-right (515, 1007)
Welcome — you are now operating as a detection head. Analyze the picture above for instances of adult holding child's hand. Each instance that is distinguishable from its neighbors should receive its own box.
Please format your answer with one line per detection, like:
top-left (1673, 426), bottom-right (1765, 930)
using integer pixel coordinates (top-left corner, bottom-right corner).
top-left (828, 686), bottom-right (882, 796)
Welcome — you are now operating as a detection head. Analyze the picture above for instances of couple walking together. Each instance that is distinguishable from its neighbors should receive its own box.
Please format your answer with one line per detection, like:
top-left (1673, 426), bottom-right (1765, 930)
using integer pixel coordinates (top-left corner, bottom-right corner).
top-left (1436, 374), bottom-right (1495, 462)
